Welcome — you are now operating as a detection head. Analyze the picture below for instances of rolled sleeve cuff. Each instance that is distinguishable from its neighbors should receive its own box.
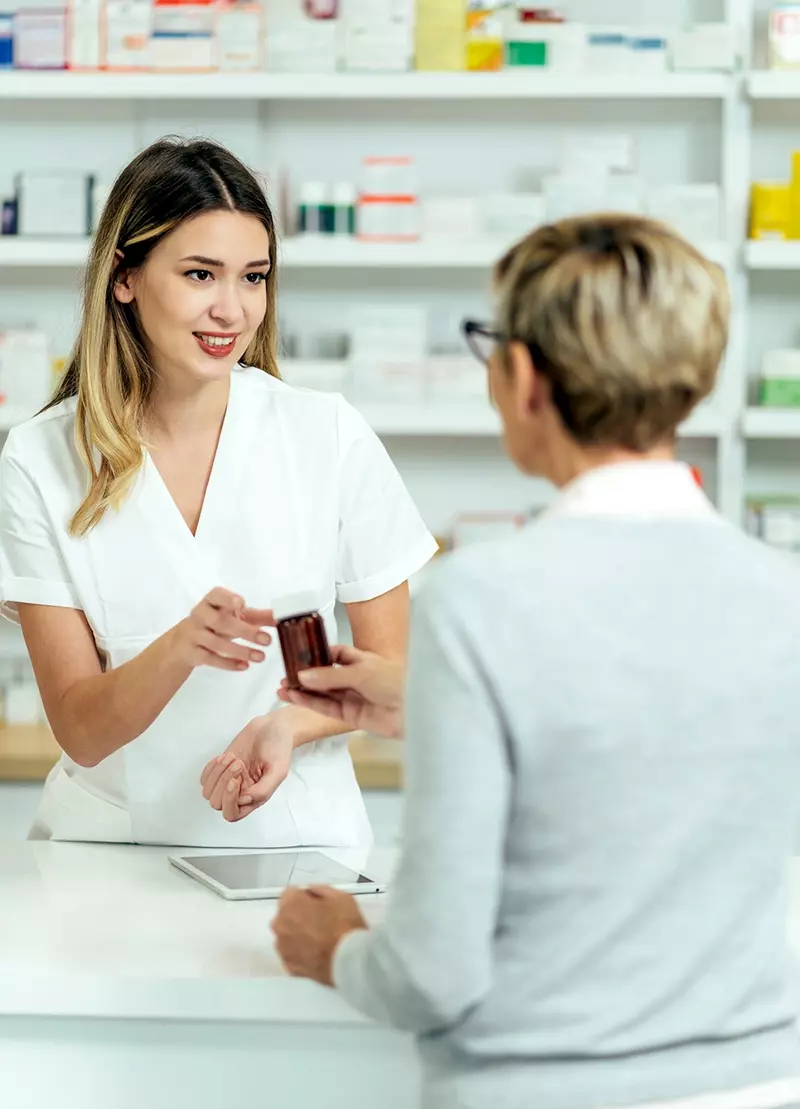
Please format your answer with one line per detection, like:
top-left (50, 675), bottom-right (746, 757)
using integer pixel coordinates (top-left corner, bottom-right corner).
top-left (336, 534), bottom-right (439, 606)
top-left (1, 576), bottom-right (81, 625)
top-left (332, 927), bottom-right (385, 1021)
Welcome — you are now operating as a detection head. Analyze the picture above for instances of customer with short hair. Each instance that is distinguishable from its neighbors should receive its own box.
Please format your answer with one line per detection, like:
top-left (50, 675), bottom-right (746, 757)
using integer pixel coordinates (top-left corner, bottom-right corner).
top-left (273, 215), bottom-right (800, 1109)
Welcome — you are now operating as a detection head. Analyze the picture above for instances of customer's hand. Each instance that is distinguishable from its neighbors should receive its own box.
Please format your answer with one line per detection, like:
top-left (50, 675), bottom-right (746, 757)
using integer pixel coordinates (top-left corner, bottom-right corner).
top-left (272, 886), bottom-right (368, 986)
top-left (169, 589), bottom-right (274, 672)
top-left (200, 709), bottom-right (296, 822)
top-left (277, 645), bottom-right (404, 739)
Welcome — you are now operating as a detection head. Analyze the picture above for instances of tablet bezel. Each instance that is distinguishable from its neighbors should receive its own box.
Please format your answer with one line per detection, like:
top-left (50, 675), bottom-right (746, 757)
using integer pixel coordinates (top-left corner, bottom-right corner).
top-left (168, 850), bottom-right (386, 901)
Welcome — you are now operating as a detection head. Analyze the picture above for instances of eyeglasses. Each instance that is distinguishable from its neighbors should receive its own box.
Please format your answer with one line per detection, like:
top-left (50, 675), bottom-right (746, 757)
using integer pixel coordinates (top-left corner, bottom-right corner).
top-left (462, 319), bottom-right (505, 366)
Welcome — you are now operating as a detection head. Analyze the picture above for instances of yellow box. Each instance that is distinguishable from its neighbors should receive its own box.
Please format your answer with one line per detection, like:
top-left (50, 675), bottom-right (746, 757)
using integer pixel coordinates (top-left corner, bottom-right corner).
top-left (790, 151), bottom-right (800, 239)
top-left (415, 0), bottom-right (465, 71)
top-left (750, 182), bottom-right (791, 240)
top-left (466, 7), bottom-right (503, 71)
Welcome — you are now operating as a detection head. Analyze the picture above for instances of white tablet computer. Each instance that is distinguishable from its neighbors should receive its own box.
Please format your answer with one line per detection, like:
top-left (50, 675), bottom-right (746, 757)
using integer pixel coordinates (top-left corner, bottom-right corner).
top-left (168, 850), bottom-right (386, 901)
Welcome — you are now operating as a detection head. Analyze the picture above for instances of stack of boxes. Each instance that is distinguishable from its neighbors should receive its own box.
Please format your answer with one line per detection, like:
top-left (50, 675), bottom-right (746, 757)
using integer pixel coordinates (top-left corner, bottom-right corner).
top-left (0, 0), bottom-right (742, 74)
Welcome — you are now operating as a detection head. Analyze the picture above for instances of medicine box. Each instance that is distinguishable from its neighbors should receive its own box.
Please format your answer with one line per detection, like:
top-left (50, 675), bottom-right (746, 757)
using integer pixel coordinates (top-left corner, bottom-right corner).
top-left (265, 19), bottom-right (338, 72)
top-left (770, 4), bottom-right (800, 70)
top-left (349, 305), bottom-right (427, 401)
top-left (647, 184), bottom-right (723, 244)
top-left (750, 183), bottom-right (791, 240)
top-left (670, 23), bottom-right (739, 72)
top-left (585, 26), bottom-right (629, 73)
top-left (505, 18), bottom-right (585, 70)
top-left (216, 1), bottom-right (261, 70)
top-left (760, 350), bottom-right (800, 406)
top-left (15, 171), bottom-right (92, 236)
top-left (415, 0), bottom-right (464, 70)
top-left (358, 157), bottom-right (420, 242)
top-left (0, 13), bottom-right (13, 67)
top-left (747, 497), bottom-right (800, 556)
top-left (481, 192), bottom-right (545, 241)
top-left (13, 7), bottom-right (67, 68)
top-left (152, 0), bottom-right (216, 71)
top-left (466, 7), bottom-right (503, 72)
top-left (67, 0), bottom-right (101, 68)
top-left (103, 0), bottom-right (151, 68)
top-left (627, 29), bottom-right (669, 74)
top-left (0, 331), bottom-right (51, 418)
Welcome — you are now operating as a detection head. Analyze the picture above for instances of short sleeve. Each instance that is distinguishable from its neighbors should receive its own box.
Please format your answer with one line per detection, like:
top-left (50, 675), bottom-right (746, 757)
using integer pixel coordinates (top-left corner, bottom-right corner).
top-left (335, 398), bottom-right (438, 604)
top-left (0, 437), bottom-right (80, 624)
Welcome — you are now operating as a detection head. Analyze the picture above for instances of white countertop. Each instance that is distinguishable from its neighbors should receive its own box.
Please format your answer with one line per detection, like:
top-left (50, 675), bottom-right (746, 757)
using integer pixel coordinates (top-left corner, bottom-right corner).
top-left (5, 844), bottom-right (800, 1029)
top-left (0, 842), bottom-right (392, 1025)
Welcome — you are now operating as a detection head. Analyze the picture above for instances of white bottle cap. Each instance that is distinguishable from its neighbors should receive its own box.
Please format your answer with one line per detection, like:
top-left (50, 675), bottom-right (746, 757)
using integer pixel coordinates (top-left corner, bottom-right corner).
top-left (273, 592), bottom-right (321, 621)
top-left (333, 182), bottom-right (357, 206)
top-left (299, 182), bottom-right (329, 205)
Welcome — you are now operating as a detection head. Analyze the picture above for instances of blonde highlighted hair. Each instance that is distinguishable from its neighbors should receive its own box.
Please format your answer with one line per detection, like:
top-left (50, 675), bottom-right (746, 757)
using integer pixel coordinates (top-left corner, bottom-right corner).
top-left (494, 214), bottom-right (730, 451)
top-left (47, 136), bottom-right (280, 536)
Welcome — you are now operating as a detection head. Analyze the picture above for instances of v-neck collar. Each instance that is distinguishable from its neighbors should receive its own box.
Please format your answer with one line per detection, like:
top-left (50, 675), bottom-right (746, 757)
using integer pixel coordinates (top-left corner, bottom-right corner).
top-left (143, 371), bottom-right (240, 546)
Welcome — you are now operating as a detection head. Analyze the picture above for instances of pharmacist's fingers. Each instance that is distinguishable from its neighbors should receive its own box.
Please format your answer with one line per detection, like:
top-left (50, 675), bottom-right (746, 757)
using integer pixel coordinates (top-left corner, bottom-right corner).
top-left (209, 762), bottom-right (245, 811)
top-left (222, 776), bottom-right (243, 822)
top-left (201, 753), bottom-right (235, 798)
top-left (241, 607), bottom-right (276, 627)
top-left (203, 588), bottom-right (244, 614)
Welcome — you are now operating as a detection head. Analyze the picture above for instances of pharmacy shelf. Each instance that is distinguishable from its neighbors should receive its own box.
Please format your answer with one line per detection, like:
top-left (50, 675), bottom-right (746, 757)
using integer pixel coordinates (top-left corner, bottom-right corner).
top-left (0, 236), bottom-right (734, 271)
top-left (0, 70), bottom-right (733, 102)
top-left (0, 238), bottom-right (89, 267)
top-left (742, 408), bottom-right (800, 439)
top-left (358, 402), bottom-right (500, 437)
top-left (354, 401), bottom-right (726, 439)
top-left (745, 241), bottom-right (800, 271)
top-left (748, 71), bottom-right (800, 100)
top-left (282, 237), bottom-right (515, 269)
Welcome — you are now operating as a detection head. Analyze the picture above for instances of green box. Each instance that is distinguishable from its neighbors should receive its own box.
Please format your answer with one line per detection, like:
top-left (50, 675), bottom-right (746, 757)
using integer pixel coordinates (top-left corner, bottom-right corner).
top-left (760, 378), bottom-right (800, 406)
top-left (506, 41), bottom-right (548, 66)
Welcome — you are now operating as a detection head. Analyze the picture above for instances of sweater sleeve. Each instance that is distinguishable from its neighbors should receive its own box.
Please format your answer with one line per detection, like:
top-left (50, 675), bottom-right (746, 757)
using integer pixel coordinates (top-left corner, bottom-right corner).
top-left (333, 570), bottom-right (512, 1034)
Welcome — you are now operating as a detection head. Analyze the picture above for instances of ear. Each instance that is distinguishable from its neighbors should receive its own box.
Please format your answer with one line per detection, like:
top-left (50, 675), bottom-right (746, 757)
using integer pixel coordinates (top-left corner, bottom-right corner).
top-left (112, 249), bottom-right (137, 305)
top-left (506, 341), bottom-right (546, 421)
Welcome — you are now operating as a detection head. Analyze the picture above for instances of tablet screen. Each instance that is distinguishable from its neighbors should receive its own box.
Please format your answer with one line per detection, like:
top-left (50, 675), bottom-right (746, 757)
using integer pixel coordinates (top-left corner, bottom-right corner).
top-left (183, 851), bottom-right (375, 891)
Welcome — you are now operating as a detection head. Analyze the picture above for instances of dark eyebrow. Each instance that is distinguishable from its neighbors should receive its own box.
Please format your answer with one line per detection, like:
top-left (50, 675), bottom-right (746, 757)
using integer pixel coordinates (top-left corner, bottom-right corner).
top-left (180, 255), bottom-right (271, 269)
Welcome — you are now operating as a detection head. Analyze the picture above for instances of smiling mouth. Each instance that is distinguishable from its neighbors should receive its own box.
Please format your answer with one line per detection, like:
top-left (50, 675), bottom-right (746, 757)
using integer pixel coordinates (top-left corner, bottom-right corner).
top-left (194, 333), bottom-right (238, 350)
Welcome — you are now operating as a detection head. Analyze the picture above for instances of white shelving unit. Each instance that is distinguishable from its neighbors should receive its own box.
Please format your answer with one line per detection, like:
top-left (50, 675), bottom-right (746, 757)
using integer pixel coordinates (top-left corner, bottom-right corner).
top-left (745, 241), bottom-right (800, 270)
top-left (0, 0), bottom-right (797, 547)
top-left (0, 70), bottom-right (733, 102)
top-left (0, 236), bottom-right (733, 271)
top-left (743, 408), bottom-right (800, 439)
top-left (747, 71), bottom-right (800, 99)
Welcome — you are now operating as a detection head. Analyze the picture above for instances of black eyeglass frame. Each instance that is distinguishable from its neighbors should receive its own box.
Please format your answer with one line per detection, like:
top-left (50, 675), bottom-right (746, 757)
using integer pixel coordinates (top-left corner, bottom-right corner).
top-left (461, 319), bottom-right (508, 366)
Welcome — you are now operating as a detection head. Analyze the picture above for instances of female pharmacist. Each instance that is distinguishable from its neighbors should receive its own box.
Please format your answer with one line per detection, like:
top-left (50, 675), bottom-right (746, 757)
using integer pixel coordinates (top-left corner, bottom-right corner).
top-left (0, 137), bottom-right (436, 848)
top-left (271, 216), bottom-right (800, 1109)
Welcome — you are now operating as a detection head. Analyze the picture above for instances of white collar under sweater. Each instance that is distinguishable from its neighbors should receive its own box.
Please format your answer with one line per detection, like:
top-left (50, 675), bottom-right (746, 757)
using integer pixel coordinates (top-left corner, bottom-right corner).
top-left (542, 460), bottom-right (718, 523)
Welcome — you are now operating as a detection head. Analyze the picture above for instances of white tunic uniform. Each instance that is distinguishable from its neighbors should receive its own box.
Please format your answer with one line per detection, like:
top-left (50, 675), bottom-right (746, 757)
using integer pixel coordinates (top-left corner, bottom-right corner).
top-left (0, 366), bottom-right (436, 848)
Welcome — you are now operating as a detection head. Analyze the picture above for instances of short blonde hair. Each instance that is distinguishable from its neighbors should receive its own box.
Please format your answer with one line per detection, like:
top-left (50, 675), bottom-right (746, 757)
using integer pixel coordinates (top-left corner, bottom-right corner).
top-left (494, 214), bottom-right (730, 451)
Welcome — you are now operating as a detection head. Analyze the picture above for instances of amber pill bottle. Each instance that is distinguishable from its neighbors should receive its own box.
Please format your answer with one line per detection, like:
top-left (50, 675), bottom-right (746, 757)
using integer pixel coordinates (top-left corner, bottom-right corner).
top-left (274, 593), bottom-right (334, 690)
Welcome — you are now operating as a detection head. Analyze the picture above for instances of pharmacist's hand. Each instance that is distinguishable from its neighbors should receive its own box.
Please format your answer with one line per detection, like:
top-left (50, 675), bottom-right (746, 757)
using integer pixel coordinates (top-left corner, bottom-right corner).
top-left (278, 645), bottom-right (404, 739)
top-left (170, 589), bottom-right (274, 672)
top-left (200, 711), bottom-right (295, 822)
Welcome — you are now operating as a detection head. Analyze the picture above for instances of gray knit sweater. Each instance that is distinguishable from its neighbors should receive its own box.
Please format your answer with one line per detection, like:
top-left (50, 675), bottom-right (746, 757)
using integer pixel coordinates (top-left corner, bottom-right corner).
top-left (335, 518), bottom-right (800, 1109)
